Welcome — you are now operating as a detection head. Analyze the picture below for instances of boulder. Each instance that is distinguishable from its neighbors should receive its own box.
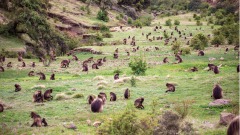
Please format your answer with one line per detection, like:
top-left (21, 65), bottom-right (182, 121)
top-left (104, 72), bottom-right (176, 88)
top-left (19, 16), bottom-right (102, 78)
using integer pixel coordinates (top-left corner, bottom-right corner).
top-left (209, 99), bottom-right (230, 106)
top-left (219, 113), bottom-right (236, 125)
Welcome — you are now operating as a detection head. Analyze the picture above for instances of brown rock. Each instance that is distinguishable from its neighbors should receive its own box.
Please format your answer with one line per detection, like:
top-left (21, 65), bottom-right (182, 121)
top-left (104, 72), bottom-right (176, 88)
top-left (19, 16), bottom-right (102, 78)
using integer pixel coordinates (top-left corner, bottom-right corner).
top-left (209, 99), bottom-right (230, 106)
top-left (92, 121), bottom-right (101, 127)
top-left (219, 113), bottom-right (236, 125)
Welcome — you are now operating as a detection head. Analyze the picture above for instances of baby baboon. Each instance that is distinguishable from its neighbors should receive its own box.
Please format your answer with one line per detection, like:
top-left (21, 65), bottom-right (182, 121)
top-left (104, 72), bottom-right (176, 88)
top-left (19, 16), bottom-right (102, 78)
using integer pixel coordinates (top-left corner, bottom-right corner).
top-left (32, 62), bottom-right (35, 67)
top-left (114, 73), bottom-right (119, 80)
top-left (212, 84), bottom-right (223, 99)
top-left (103, 57), bottom-right (107, 62)
top-left (22, 61), bottom-right (26, 67)
top-left (88, 95), bottom-right (96, 104)
top-left (227, 116), bottom-right (239, 135)
top-left (30, 112), bottom-right (48, 127)
top-left (61, 59), bottom-right (70, 68)
top-left (163, 57), bottom-right (169, 63)
top-left (72, 55), bottom-right (78, 61)
top-left (190, 67), bottom-right (198, 72)
top-left (7, 62), bottom-right (12, 67)
top-left (50, 73), bottom-right (55, 80)
top-left (198, 50), bottom-right (205, 56)
top-left (113, 53), bottom-right (118, 59)
top-left (43, 89), bottom-right (53, 101)
top-left (99, 92), bottom-right (107, 100)
top-left (213, 66), bottom-right (219, 74)
top-left (98, 94), bottom-right (106, 104)
top-left (134, 97), bottom-right (144, 109)
top-left (165, 83), bottom-right (175, 92)
top-left (110, 92), bottom-right (117, 101)
top-left (33, 90), bottom-right (44, 103)
top-left (15, 84), bottom-right (21, 92)
top-left (37, 72), bottom-right (46, 80)
top-left (92, 63), bottom-right (99, 69)
top-left (82, 64), bottom-right (88, 72)
top-left (237, 65), bottom-right (240, 73)
top-left (124, 88), bottom-right (130, 99)
top-left (28, 71), bottom-right (35, 77)
top-left (91, 97), bottom-right (104, 113)
top-left (0, 66), bottom-right (4, 72)
top-left (0, 104), bottom-right (4, 112)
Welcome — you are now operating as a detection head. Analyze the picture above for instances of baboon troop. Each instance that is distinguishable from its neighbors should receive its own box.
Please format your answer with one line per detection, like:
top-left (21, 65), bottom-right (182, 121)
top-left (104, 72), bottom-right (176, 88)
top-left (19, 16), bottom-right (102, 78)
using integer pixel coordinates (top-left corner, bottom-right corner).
top-left (0, 104), bottom-right (4, 112)
top-left (110, 92), bottom-right (117, 101)
top-left (28, 71), bottom-right (35, 77)
top-left (7, 62), bottom-right (12, 67)
top-left (227, 116), bottom-right (239, 135)
top-left (37, 72), bottom-right (46, 80)
top-left (50, 73), bottom-right (55, 80)
top-left (134, 97), bottom-right (144, 109)
top-left (30, 112), bottom-right (48, 127)
top-left (33, 90), bottom-right (44, 103)
top-left (15, 84), bottom-right (21, 92)
top-left (165, 83), bottom-right (175, 92)
top-left (114, 73), bottom-right (119, 80)
top-left (91, 97), bottom-right (104, 113)
top-left (198, 50), bottom-right (205, 56)
top-left (61, 59), bottom-right (70, 68)
top-left (124, 88), bottom-right (130, 99)
top-left (43, 89), bottom-right (53, 101)
top-left (0, 66), bottom-right (4, 72)
top-left (212, 84), bottom-right (223, 99)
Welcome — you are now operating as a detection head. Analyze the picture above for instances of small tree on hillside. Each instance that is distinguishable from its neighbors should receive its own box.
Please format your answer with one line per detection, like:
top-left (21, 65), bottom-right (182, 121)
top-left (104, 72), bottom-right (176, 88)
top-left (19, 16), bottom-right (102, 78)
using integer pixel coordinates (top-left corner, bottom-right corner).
top-left (190, 33), bottom-right (209, 50)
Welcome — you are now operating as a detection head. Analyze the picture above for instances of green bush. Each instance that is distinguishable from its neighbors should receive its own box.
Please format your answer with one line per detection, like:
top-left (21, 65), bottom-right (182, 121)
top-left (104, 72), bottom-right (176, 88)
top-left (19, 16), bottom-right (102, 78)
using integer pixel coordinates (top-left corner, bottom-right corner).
top-left (165, 19), bottom-right (172, 26)
top-left (133, 20), bottom-right (143, 27)
top-left (0, 49), bottom-right (17, 58)
top-left (164, 32), bottom-right (169, 38)
top-left (181, 47), bottom-right (191, 55)
top-left (196, 20), bottom-right (203, 26)
top-left (211, 34), bottom-right (225, 45)
top-left (129, 57), bottom-right (147, 75)
top-left (99, 24), bottom-right (109, 32)
top-left (130, 76), bottom-right (136, 87)
top-left (174, 20), bottom-right (180, 25)
top-left (190, 33), bottom-right (209, 50)
top-left (97, 9), bottom-right (109, 22)
top-left (102, 32), bottom-right (112, 38)
top-left (113, 68), bottom-right (122, 74)
top-left (172, 41), bottom-right (181, 54)
top-left (128, 18), bottom-right (133, 24)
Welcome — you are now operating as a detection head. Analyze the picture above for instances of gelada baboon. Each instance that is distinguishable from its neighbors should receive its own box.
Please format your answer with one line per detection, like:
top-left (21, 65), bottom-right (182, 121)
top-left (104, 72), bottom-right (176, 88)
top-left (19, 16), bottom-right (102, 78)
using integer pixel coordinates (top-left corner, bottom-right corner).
top-left (99, 92), bottom-right (107, 99)
top-left (103, 57), bottom-right (107, 62)
top-left (165, 83), bottom-right (175, 92)
top-left (7, 62), bottom-right (12, 67)
top-left (212, 84), bottom-right (223, 99)
top-left (190, 67), bottom-right (198, 72)
top-left (72, 55), bottom-right (78, 61)
top-left (32, 62), bottom-right (35, 67)
top-left (208, 64), bottom-right (215, 71)
top-left (110, 92), bottom-right (117, 101)
top-left (114, 73), bottom-right (119, 80)
top-left (113, 53), bottom-right (118, 59)
top-left (213, 66), bottom-right (219, 74)
top-left (91, 97), bottom-right (104, 113)
top-left (22, 61), bottom-right (26, 67)
top-left (15, 84), bottom-right (21, 92)
top-left (0, 104), bottom-right (4, 112)
top-left (82, 64), bottom-right (88, 73)
top-left (18, 53), bottom-right (23, 62)
top-left (88, 95), bottom-right (96, 104)
top-left (98, 94), bottom-right (106, 104)
top-left (163, 57), bottom-right (169, 63)
top-left (61, 59), bottom-right (70, 68)
top-left (175, 55), bottom-right (183, 63)
top-left (28, 71), bottom-right (34, 77)
top-left (0, 66), bottom-right (4, 72)
top-left (37, 72), bottom-right (46, 80)
top-left (237, 65), bottom-right (240, 73)
top-left (30, 112), bottom-right (48, 127)
top-left (92, 63), bottom-right (99, 69)
top-left (44, 89), bottom-right (53, 101)
top-left (124, 88), bottom-right (130, 99)
top-left (50, 73), bottom-right (55, 80)
top-left (97, 59), bottom-right (103, 66)
top-left (33, 90), bottom-right (44, 103)
top-left (227, 116), bottom-right (239, 135)
top-left (134, 97), bottom-right (144, 109)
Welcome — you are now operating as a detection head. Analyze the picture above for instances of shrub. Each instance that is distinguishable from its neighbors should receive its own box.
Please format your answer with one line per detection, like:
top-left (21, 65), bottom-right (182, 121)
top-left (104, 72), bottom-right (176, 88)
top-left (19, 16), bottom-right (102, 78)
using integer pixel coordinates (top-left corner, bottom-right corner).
top-left (165, 19), bottom-right (172, 26)
top-left (129, 57), bottom-right (147, 75)
top-left (99, 24), bottom-right (109, 32)
top-left (133, 19), bottom-right (143, 27)
top-left (130, 76), bottom-right (136, 87)
top-left (174, 20), bottom-right (180, 25)
top-left (72, 93), bottom-right (84, 98)
top-left (113, 68), bottom-right (122, 74)
top-left (173, 100), bottom-right (194, 119)
top-left (181, 47), bottom-right (191, 55)
top-left (97, 9), bottom-right (109, 22)
top-left (164, 32), bottom-right (169, 38)
top-left (128, 18), bottom-right (133, 24)
top-left (80, 6), bottom-right (85, 11)
top-left (171, 41), bottom-right (181, 54)
top-left (196, 20), bottom-right (203, 26)
top-left (190, 33), bottom-right (209, 50)
top-left (211, 34), bottom-right (225, 45)
top-left (55, 93), bottom-right (69, 100)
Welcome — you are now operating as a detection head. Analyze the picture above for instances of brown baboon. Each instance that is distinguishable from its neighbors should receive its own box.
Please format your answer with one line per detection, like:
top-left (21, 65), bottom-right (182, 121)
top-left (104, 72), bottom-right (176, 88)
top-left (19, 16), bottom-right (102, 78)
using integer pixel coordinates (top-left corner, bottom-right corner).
top-left (175, 55), bottom-right (183, 63)
top-left (134, 97), bottom-right (144, 109)
top-left (32, 62), bottom-right (35, 67)
top-left (15, 84), bottom-right (21, 92)
top-left (137, 46), bottom-right (139, 50)
top-left (43, 89), bottom-right (53, 101)
top-left (213, 66), bottom-right (219, 74)
top-left (155, 47), bottom-right (159, 50)
top-left (237, 65), bottom-right (240, 73)
top-left (227, 116), bottom-right (239, 135)
top-left (97, 59), bottom-right (103, 66)
top-left (214, 44), bottom-right (219, 47)
top-left (91, 98), bottom-right (104, 113)
top-left (72, 55), bottom-right (78, 61)
top-left (18, 55), bottom-right (23, 62)
top-left (0, 55), bottom-right (5, 62)
top-left (50, 73), bottom-right (55, 80)
top-left (114, 73), bottom-right (119, 80)
top-left (37, 72), bottom-right (46, 80)
top-left (82, 64), bottom-right (88, 72)
top-left (132, 48), bottom-right (136, 52)
top-left (0, 104), bottom-right (3, 112)
top-left (92, 63), bottom-right (99, 69)
top-left (165, 83), bottom-right (175, 92)
top-left (99, 92), bottom-right (107, 100)
top-left (39, 57), bottom-right (44, 62)
top-left (110, 92), bottom-right (117, 101)
top-left (88, 95), bottom-right (96, 104)
top-left (7, 62), bottom-right (12, 67)
top-left (208, 64), bottom-right (215, 71)
top-left (88, 57), bottom-right (94, 63)
top-left (163, 57), bottom-right (169, 63)
top-left (225, 48), bottom-right (229, 54)
top-left (198, 50), bottom-right (205, 56)
top-left (28, 71), bottom-right (35, 77)
top-left (124, 88), bottom-right (130, 99)
top-left (0, 66), bottom-right (4, 72)
top-left (22, 61), bottom-right (26, 67)
top-left (190, 67), bottom-right (198, 72)
top-left (212, 84), bottom-right (223, 99)
top-left (115, 48), bottom-right (118, 53)
top-left (61, 59), bottom-right (70, 68)
top-left (127, 51), bottom-right (130, 56)
top-left (123, 38), bottom-right (127, 45)
top-left (30, 112), bottom-right (48, 127)
top-left (103, 57), bottom-right (107, 62)
top-left (113, 53), bottom-right (118, 59)
top-left (186, 41), bottom-right (190, 45)
top-left (33, 90), bottom-right (44, 103)
top-left (234, 45), bottom-right (239, 51)
top-left (190, 33), bottom-right (192, 36)
top-left (98, 94), bottom-right (106, 104)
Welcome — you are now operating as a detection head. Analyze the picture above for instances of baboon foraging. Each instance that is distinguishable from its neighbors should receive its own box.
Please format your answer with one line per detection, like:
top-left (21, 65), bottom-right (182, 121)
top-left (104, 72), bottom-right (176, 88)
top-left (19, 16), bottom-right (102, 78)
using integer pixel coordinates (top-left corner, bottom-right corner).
top-left (237, 65), bottom-right (240, 73)
top-left (50, 73), bottom-right (55, 80)
top-left (225, 48), bottom-right (229, 54)
top-left (110, 92), bottom-right (117, 101)
top-left (33, 90), bottom-right (44, 103)
top-left (227, 116), bottom-right (239, 135)
top-left (44, 89), bottom-right (53, 101)
top-left (28, 71), bottom-right (35, 77)
top-left (115, 48), bottom-right (118, 53)
top-left (37, 72), bottom-right (46, 80)
top-left (198, 50), bottom-right (205, 56)
top-left (213, 66), bottom-right (219, 74)
top-left (134, 97), bottom-right (144, 109)
top-left (175, 55), bottom-right (183, 63)
top-left (22, 61), bottom-right (26, 67)
top-left (97, 59), bottom-right (103, 66)
top-left (32, 62), bottom-right (35, 67)
top-left (0, 104), bottom-right (3, 112)
top-left (123, 38), bottom-right (127, 45)
top-left (190, 67), bottom-right (198, 72)
top-left (113, 53), bottom-right (118, 59)
top-left (212, 84), bottom-right (223, 99)
top-left (92, 63), bottom-right (99, 69)
top-left (7, 62), bottom-right (12, 67)
top-left (165, 83), bottom-right (175, 92)
top-left (91, 98), bottom-right (104, 113)
top-left (72, 55), bottom-right (78, 61)
top-left (114, 73), bottom-right (119, 80)
top-left (88, 95), bottom-right (95, 104)
top-left (208, 64), bottom-right (215, 71)
top-left (30, 112), bottom-right (48, 127)
top-left (18, 55), bottom-right (23, 62)
top-left (163, 57), bottom-right (169, 63)
top-left (155, 47), bottom-right (159, 50)
top-left (82, 64), bottom-right (88, 72)
top-left (61, 59), bottom-right (70, 68)
top-left (124, 88), bottom-right (130, 99)
top-left (98, 94), bottom-right (106, 104)
top-left (99, 92), bottom-right (107, 100)
top-left (15, 84), bottom-right (21, 92)
top-left (0, 66), bottom-right (4, 72)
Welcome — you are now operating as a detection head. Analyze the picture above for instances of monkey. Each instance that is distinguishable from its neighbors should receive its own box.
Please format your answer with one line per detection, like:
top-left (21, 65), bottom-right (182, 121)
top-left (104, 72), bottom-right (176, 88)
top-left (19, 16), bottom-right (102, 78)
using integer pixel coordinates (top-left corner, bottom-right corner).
top-left (50, 73), bottom-right (55, 80)
top-left (43, 89), bottom-right (53, 101)
top-left (110, 92), bottom-right (117, 101)
top-left (72, 55), bottom-right (78, 61)
top-left (115, 48), bottom-right (118, 53)
top-left (22, 61), bottom-right (26, 67)
top-left (28, 71), bottom-right (35, 77)
top-left (15, 84), bottom-right (21, 92)
top-left (91, 97), bottom-right (104, 113)
top-left (198, 50), bottom-right (205, 56)
top-left (212, 84), bottom-right (223, 99)
top-left (208, 64), bottom-right (215, 71)
top-left (30, 112), bottom-right (48, 127)
top-left (33, 90), bottom-right (44, 103)
top-left (88, 95), bottom-right (96, 104)
top-left (113, 53), bottom-right (118, 59)
top-left (99, 92), bottom-right (107, 100)
top-left (132, 48), bottom-right (136, 52)
top-left (87, 57), bottom-right (94, 63)
top-left (175, 54), bottom-right (183, 63)
top-left (0, 55), bottom-right (5, 62)
top-left (32, 62), bottom-right (35, 67)
top-left (92, 63), bottom-right (99, 69)
top-left (0, 66), bottom-right (4, 72)
top-left (0, 104), bottom-right (3, 112)
top-left (7, 62), bottom-right (12, 67)
top-left (186, 40), bottom-right (190, 45)
top-left (61, 59), bottom-right (70, 68)
top-left (134, 97), bottom-right (144, 109)
top-left (124, 88), bottom-right (130, 99)
top-left (155, 47), bottom-right (159, 50)
top-left (97, 59), bottom-right (103, 66)
top-left (82, 64), bottom-right (88, 72)
top-left (234, 45), bottom-right (239, 51)
top-left (127, 51), bottom-right (130, 56)
top-left (190, 67), bottom-right (198, 72)
top-left (225, 48), bottom-right (229, 54)
top-left (123, 38), bottom-right (127, 45)
top-left (37, 72), bottom-right (46, 80)
top-left (237, 65), bottom-right (240, 73)
top-left (114, 73), bottom-right (119, 80)
top-left (18, 55), bottom-right (23, 62)
top-left (163, 57), bottom-right (169, 63)
top-left (98, 93), bottom-right (106, 104)
top-left (214, 44), bottom-right (219, 47)
top-left (165, 83), bottom-right (175, 92)
top-left (137, 46), bottom-right (139, 50)
top-left (39, 57), bottom-right (44, 62)
top-left (213, 66), bottom-right (219, 74)
top-left (103, 57), bottom-right (107, 62)
top-left (227, 116), bottom-right (239, 135)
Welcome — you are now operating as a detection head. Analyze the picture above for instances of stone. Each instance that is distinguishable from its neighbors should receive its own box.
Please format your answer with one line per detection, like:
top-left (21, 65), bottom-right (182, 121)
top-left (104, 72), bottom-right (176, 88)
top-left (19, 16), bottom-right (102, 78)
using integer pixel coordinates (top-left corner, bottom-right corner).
top-left (219, 113), bottom-right (236, 125)
top-left (209, 99), bottom-right (230, 106)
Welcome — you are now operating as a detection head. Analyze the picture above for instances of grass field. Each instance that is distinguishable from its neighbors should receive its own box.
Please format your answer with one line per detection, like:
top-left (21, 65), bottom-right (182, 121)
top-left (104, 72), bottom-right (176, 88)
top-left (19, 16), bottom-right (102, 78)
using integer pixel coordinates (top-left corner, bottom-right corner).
top-left (0, 14), bottom-right (239, 135)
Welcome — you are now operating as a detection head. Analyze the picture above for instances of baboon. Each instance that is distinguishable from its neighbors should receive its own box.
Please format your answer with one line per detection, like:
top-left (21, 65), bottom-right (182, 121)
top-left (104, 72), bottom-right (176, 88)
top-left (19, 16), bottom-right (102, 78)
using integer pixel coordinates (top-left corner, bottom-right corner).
top-left (227, 116), bottom-right (239, 135)
top-left (88, 95), bottom-right (96, 104)
top-left (155, 47), bottom-right (159, 50)
top-left (163, 57), bottom-right (169, 63)
top-left (39, 57), bottom-right (44, 62)
top-left (30, 112), bottom-right (48, 127)
top-left (208, 64), bottom-right (215, 71)
top-left (72, 55), bottom-right (78, 61)
top-left (32, 62), bottom-right (35, 67)
top-left (0, 55), bottom-right (5, 62)
top-left (113, 53), bottom-right (118, 59)
top-left (18, 55), bottom-right (23, 62)
top-left (22, 61), bottom-right (26, 67)
top-left (123, 38), bottom-right (127, 45)
top-left (28, 71), bottom-right (35, 77)
top-left (225, 48), bottom-right (229, 54)
top-left (214, 44), bottom-right (219, 47)
top-left (132, 48), bottom-right (136, 52)
top-left (134, 97), bottom-right (144, 109)
top-left (165, 83), bottom-right (175, 92)
top-left (137, 46), bottom-right (139, 50)
top-left (190, 67), bottom-right (198, 72)
top-left (187, 41), bottom-right (190, 45)
top-left (175, 55), bottom-right (183, 63)
top-left (82, 64), bottom-right (88, 72)
top-left (103, 57), bottom-right (107, 62)
top-left (50, 73), bottom-right (55, 80)
top-left (114, 73), bottom-right (119, 80)
top-left (127, 51), bottom-right (130, 56)
top-left (198, 50), bottom-right (205, 56)
top-left (212, 84), bottom-right (223, 99)
top-left (92, 63), bottom-right (99, 69)
top-left (124, 88), bottom-right (130, 99)
top-left (110, 92), bottom-right (117, 101)
top-left (7, 62), bottom-right (12, 67)
top-left (87, 57), bottom-right (94, 63)
top-left (91, 97), bottom-right (104, 113)
top-left (234, 45), bottom-right (239, 51)
top-left (15, 84), bottom-right (21, 92)
top-left (237, 65), bottom-right (240, 73)
top-left (97, 59), bottom-right (103, 66)
top-left (61, 59), bottom-right (70, 68)
top-left (213, 66), bottom-right (219, 74)
top-left (98, 93), bottom-right (106, 104)
top-left (0, 66), bottom-right (4, 72)
top-left (115, 48), bottom-right (118, 53)
top-left (44, 89), bottom-right (53, 101)
top-left (33, 90), bottom-right (44, 103)
top-left (99, 92), bottom-right (107, 99)
top-left (0, 104), bottom-right (3, 112)
top-left (37, 72), bottom-right (46, 80)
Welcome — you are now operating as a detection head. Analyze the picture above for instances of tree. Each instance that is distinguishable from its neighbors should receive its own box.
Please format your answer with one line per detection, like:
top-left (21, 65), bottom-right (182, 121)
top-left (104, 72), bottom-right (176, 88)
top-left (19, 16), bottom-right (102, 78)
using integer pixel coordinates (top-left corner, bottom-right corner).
top-left (190, 34), bottom-right (208, 50)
